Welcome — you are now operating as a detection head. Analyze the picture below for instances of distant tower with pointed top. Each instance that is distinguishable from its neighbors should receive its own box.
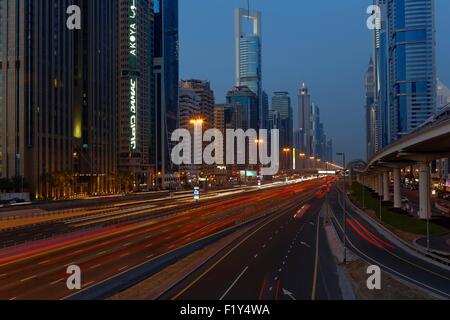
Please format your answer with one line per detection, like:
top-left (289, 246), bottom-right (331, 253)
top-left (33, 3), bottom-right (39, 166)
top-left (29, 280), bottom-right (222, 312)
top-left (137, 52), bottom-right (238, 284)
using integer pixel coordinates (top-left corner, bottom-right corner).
top-left (235, 7), bottom-right (262, 129)
top-left (297, 82), bottom-right (311, 153)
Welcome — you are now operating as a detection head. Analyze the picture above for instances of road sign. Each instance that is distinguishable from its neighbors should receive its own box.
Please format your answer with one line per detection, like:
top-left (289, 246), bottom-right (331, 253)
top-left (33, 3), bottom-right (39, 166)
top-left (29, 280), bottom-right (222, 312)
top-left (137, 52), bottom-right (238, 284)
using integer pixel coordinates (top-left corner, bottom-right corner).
top-left (194, 187), bottom-right (200, 201)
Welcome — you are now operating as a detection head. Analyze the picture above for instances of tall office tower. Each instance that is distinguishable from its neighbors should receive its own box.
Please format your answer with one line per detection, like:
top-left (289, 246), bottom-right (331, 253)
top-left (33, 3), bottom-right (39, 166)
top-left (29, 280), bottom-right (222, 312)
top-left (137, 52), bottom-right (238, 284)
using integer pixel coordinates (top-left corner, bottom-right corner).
top-left (214, 105), bottom-right (225, 133)
top-left (235, 8), bottom-right (262, 128)
top-left (118, 0), bottom-right (152, 190)
top-left (310, 103), bottom-right (319, 157)
top-left (0, 1), bottom-right (117, 198)
top-left (262, 91), bottom-right (269, 129)
top-left (226, 86), bottom-right (258, 130)
top-left (271, 92), bottom-right (293, 148)
top-left (178, 88), bottom-right (201, 171)
top-left (326, 139), bottom-right (333, 163)
top-left (437, 79), bottom-right (450, 110)
top-left (178, 88), bottom-right (201, 129)
top-left (373, 0), bottom-right (390, 148)
top-left (365, 59), bottom-right (378, 160)
top-left (154, 0), bottom-right (179, 185)
top-left (220, 103), bottom-right (243, 130)
top-left (388, 0), bottom-right (436, 140)
top-left (181, 80), bottom-right (215, 129)
top-left (297, 83), bottom-right (311, 153)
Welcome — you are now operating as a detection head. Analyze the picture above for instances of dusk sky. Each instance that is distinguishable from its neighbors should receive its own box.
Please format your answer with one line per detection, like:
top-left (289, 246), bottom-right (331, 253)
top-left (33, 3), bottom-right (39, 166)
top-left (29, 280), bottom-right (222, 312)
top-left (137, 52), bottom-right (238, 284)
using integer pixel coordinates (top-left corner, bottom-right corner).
top-left (180, 0), bottom-right (450, 162)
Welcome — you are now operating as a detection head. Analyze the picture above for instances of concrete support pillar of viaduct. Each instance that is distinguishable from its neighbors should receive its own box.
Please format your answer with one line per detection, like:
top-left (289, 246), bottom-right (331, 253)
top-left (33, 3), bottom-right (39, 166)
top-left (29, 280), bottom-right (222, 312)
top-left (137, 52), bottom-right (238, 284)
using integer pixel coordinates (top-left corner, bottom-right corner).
top-left (418, 162), bottom-right (431, 220)
top-left (393, 167), bottom-right (401, 209)
top-left (378, 173), bottom-right (384, 197)
top-left (383, 171), bottom-right (390, 202)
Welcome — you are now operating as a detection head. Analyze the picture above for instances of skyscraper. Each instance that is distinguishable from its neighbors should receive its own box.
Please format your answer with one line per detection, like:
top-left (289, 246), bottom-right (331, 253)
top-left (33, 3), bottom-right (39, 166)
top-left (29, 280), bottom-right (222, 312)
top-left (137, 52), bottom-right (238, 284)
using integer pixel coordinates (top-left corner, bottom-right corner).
top-left (154, 0), bottom-right (179, 186)
top-left (271, 92), bottom-right (293, 148)
top-left (226, 86), bottom-right (258, 130)
top-left (373, 0), bottom-right (390, 148)
top-left (365, 58), bottom-right (378, 159)
top-left (297, 83), bottom-right (311, 153)
top-left (387, 0), bottom-right (436, 140)
top-left (118, 0), bottom-right (153, 190)
top-left (262, 91), bottom-right (269, 129)
top-left (437, 79), bottom-right (450, 110)
top-left (235, 8), bottom-right (262, 128)
top-left (0, 0), bottom-right (118, 198)
top-left (181, 80), bottom-right (215, 129)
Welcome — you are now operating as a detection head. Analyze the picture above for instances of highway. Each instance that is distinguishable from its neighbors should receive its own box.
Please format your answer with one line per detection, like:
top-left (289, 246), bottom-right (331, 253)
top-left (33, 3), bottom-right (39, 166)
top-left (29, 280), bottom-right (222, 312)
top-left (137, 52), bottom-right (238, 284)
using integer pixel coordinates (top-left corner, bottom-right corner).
top-left (328, 187), bottom-right (450, 299)
top-left (162, 189), bottom-right (343, 300)
top-left (0, 179), bottom-right (328, 300)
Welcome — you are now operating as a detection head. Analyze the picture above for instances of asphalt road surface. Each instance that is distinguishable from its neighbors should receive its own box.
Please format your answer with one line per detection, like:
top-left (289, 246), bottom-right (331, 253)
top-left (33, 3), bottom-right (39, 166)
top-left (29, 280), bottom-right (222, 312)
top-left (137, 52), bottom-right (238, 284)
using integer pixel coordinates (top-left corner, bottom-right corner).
top-left (0, 179), bottom-right (328, 300)
top-left (328, 187), bottom-right (450, 299)
top-left (163, 192), bottom-right (343, 300)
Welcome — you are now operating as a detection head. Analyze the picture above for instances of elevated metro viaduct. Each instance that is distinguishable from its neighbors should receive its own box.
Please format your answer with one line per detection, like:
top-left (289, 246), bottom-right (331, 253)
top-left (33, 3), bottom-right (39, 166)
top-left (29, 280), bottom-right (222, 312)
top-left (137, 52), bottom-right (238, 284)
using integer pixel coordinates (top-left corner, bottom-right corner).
top-left (357, 106), bottom-right (450, 220)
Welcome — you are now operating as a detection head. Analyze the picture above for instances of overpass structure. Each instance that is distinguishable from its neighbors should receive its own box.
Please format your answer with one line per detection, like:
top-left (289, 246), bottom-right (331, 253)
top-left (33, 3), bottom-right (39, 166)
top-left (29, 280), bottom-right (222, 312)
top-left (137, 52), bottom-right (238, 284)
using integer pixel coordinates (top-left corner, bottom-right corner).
top-left (357, 104), bottom-right (450, 219)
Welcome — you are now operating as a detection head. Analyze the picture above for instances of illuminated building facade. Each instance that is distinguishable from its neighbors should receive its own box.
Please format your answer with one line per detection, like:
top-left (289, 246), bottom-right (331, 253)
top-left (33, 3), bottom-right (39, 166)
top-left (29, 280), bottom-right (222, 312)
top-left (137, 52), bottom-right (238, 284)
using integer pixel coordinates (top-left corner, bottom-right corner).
top-left (118, 0), bottom-right (153, 190)
top-left (0, 0), bottom-right (118, 198)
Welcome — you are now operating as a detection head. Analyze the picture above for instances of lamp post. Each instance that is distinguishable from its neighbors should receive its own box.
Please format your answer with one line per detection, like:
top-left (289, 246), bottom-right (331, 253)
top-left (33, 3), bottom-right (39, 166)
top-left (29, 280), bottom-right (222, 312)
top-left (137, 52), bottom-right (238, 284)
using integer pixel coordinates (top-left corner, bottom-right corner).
top-left (190, 119), bottom-right (204, 187)
top-left (299, 153), bottom-right (306, 174)
top-left (255, 139), bottom-right (263, 182)
top-left (336, 152), bottom-right (347, 264)
top-left (283, 148), bottom-right (291, 176)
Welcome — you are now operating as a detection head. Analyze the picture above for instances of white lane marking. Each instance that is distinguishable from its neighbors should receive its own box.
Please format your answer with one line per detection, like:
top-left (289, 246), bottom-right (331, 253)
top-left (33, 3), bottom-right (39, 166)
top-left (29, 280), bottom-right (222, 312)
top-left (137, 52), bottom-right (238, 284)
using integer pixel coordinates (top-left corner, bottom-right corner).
top-left (219, 266), bottom-right (249, 300)
top-left (89, 264), bottom-right (101, 270)
top-left (0, 274), bottom-right (6, 278)
top-left (38, 259), bottom-right (51, 265)
top-left (120, 253), bottom-right (129, 258)
top-left (84, 281), bottom-right (95, 287)
top-left (146, 254), bottom-right (154, 259)
top-left (118, 266), bottom-right (129, 272)
top-left (262, 244), bottom-right (266, 248)
top-left (122, 242), bottom-right (132, 247)
top-left (145, 243), bottom-right (153, 248)
top-left (96, 251), bottom-right (107, 256)
top-left (301, 241), bottom-right (311, 248)
top-left (50, 278), bottom-right (64, 285)
top-left (20, 275), bottom-right (36, 282)
top-left (145, 234), bottom-right (153, 239)
top-left (254, 254), bottom-right (259, 259)
top-left (9, 297), bottom-right (17, 300)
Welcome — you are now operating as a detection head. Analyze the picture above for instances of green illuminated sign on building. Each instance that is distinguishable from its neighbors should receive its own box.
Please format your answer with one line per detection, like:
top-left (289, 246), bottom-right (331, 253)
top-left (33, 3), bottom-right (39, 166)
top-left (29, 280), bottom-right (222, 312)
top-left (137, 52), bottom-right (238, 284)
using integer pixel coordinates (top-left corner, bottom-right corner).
top-left (129, 0), bottom-right (137, 150)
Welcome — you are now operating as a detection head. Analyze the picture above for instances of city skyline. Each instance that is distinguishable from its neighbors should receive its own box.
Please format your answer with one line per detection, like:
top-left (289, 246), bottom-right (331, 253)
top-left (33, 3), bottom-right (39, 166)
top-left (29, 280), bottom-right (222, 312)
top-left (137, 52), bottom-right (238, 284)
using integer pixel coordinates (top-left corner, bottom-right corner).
top-left (180, 0), bottom-right (450, 161)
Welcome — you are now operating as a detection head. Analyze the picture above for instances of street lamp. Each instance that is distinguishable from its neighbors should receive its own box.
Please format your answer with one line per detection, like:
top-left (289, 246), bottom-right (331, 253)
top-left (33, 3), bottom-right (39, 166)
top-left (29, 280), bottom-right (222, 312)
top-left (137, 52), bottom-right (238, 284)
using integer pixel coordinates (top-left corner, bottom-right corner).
top-left (299, 153), bottom-right (306, 172)
top-left (190, 119), bottom-right (205, 186)
top-left (336, 152), bottom-right (347, 264)
top-left (283, 148), bottom-right (291, 174)
top-left (254, 139), bottom-right (264, 181)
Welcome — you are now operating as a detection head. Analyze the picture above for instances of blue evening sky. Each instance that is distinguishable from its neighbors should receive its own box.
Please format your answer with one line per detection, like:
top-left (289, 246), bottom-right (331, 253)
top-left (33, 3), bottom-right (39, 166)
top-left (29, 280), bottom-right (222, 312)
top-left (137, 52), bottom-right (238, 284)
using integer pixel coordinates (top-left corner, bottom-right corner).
top-left (180, 0), bottom-right (450, 161)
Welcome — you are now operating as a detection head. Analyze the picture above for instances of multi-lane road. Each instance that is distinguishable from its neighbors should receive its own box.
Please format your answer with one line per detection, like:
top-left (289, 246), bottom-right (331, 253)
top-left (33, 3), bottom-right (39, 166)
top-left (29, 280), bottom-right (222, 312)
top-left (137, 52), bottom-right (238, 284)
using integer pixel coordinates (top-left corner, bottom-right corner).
top-left (0, 178), bottom-right (330, 300)
top-left (163, 192), bottom-right (342, 300)
top-left (328, 188), bottom-right (450, 299)
top-left (1, 178), bottom-right (449, 300)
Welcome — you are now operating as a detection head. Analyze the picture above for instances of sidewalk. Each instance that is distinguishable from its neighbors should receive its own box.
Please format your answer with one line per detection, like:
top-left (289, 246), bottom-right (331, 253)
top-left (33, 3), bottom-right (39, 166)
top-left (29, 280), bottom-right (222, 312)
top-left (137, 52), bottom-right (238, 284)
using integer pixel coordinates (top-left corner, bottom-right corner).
top-left (415, 233), bottom-right (450, 256)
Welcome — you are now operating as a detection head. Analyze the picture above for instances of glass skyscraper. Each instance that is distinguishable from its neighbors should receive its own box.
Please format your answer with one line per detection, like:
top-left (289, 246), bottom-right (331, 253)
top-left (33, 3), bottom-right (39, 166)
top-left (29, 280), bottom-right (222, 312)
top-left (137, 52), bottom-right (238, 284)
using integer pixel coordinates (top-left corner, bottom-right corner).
top-left (235, 8), bottom-right (262, 129)
top-left (271, 92), bottom-right (293, 148)
top-left (154, 0), bottom-right (179, 185)
top-left (387, 0), bottom-right (436, 140)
